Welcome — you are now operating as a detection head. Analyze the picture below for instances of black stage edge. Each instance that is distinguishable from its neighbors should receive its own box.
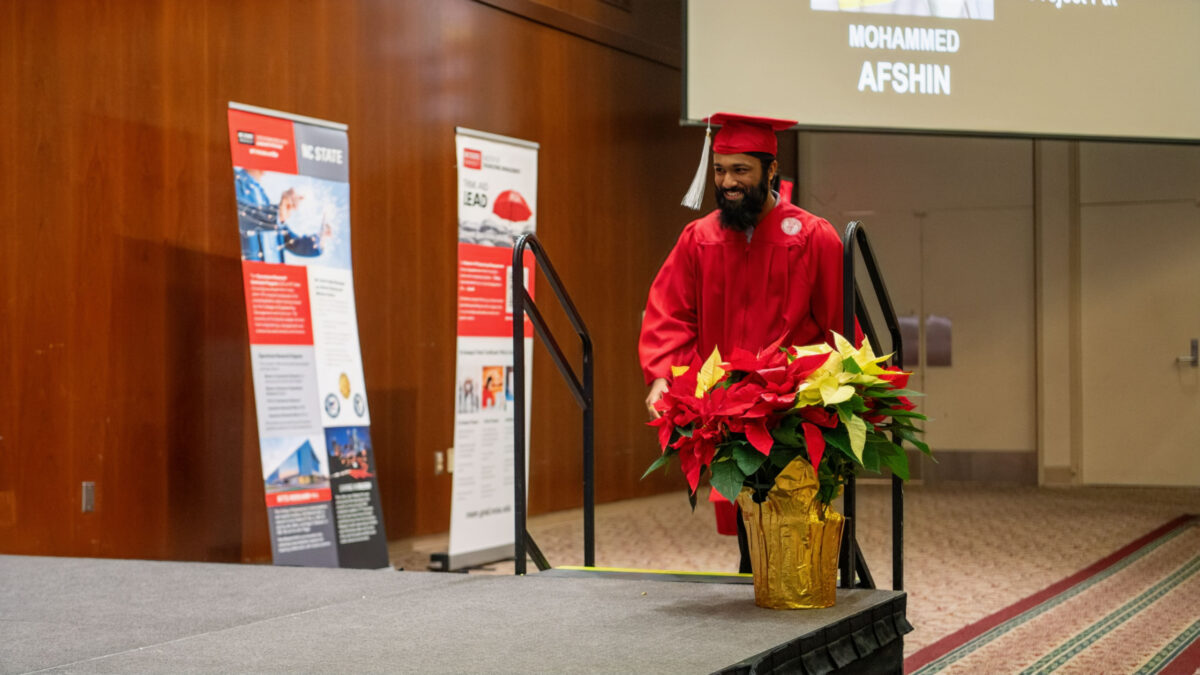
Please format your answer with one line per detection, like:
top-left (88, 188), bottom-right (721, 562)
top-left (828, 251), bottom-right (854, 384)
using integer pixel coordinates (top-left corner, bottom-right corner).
top-left (718, 593), bottom-right (911, 675)
top-left (547, 567), bottom-right (911, 674)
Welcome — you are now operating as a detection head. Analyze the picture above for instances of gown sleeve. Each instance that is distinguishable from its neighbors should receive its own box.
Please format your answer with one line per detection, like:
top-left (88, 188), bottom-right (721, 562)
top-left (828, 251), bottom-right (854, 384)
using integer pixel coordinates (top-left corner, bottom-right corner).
top-left (639, 226), bottom-right (699, 385)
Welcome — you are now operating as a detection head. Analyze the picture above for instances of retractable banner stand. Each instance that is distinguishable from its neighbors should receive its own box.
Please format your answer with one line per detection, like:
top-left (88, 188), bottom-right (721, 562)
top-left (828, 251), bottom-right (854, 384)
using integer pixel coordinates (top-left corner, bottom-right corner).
top-left (227, 102), bottom-right (388, 569)
top-left (449, 128), bottom-right (538, 570)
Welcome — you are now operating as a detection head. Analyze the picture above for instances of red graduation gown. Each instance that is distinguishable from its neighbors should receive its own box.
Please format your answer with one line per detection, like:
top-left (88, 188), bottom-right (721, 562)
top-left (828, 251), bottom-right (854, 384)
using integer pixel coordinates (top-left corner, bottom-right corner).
top-left (639, 201), bottom-right (850, 385)
top-left (640, 201), bottom-right (855, 536)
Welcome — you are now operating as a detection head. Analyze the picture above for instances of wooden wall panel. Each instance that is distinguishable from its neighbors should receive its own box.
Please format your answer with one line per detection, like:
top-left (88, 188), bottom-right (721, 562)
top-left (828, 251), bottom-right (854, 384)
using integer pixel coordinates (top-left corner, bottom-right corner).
top-left (527, 0), bottom-right (681, 50)
top-left (478, 0), bottom-right (681, 66)
top-left (0, 0), bottom-right (784, 562)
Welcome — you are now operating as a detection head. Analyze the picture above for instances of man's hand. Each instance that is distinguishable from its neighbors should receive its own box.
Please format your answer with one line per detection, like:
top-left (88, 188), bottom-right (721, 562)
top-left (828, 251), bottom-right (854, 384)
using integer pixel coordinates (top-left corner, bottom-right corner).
top-left (645, 377), bottom-right (669, 419)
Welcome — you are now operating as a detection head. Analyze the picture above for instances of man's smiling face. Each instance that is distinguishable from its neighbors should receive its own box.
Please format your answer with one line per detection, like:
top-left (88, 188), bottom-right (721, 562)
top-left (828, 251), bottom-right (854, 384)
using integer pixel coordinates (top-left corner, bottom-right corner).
top-left (713, 152), bottom-right (774, 231)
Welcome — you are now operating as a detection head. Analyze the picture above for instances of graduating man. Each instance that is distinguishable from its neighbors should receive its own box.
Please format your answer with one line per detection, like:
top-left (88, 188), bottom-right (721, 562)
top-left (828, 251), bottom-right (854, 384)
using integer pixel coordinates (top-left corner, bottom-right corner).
top-left (638, 113), bottom-right (853, 571)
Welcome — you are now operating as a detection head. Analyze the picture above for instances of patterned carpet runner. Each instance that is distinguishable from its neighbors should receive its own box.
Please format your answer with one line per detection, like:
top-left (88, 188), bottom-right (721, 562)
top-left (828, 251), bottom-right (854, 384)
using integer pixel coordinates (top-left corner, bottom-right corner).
top-left (905, 515), bottom-right (1200, 674)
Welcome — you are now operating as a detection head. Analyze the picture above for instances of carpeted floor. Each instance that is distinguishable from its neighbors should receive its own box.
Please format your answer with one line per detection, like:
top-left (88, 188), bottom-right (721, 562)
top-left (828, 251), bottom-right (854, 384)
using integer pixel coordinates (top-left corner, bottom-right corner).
top-left (389, 483), bottom-right (1200, 660)
top-left (906, 515), bottom-right (1200, 673)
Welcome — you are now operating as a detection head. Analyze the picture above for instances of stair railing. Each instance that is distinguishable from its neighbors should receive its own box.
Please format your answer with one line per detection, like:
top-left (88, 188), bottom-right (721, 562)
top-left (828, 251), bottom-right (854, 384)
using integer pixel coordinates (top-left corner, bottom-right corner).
top-left (841, 221), bottom-right (907, 591)
top-left (511, 233), bottom-right (595, 576)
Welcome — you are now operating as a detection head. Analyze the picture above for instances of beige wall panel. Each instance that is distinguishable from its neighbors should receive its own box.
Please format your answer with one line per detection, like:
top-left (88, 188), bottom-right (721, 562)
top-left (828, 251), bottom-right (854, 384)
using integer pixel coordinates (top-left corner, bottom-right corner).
top-left (1080, 200), bottom-right (1200, 486)
top-left (1078, 142), bottom-right (1200, 486)
top-left (1080, 143), bottom-right (1200, 204)
top-left (1034, 141), bottom-right (1075, 473)
top-left (921, 208), bottom-right (1037, 452)
top-left (805, 133), bottom-right (1032, 213)
top-left (803, 133), bottom-right (1036, 454)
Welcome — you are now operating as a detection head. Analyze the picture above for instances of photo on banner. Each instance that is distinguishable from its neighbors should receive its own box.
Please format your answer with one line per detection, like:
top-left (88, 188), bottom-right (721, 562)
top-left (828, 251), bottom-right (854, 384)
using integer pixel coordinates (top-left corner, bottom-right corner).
top-left (227, 102), bottom-right (388, 569)
top-left (448, 128), bottom-right (539, 571)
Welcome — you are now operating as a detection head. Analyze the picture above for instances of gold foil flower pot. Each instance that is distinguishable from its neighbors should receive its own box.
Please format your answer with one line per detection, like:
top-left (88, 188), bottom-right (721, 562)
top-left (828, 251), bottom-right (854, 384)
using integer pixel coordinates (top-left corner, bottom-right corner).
top-left (736, 457), bottom-right (844, 609)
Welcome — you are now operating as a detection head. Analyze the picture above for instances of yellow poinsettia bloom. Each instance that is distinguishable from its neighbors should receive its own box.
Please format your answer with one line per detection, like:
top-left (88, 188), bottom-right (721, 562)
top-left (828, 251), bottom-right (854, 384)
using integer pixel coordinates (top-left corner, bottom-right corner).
top-left (792, 343), bottom-right (834, 358)
top-left (671, 364), bottom-right (690, 377)
top-left (695, 346), bottom-right (726, 397)
top-left (832, 333), bottom-right (895, 386)
top-left (845, 415), bottom-right (867, 463)
top-left (794, 351), bottom-right (856, 407)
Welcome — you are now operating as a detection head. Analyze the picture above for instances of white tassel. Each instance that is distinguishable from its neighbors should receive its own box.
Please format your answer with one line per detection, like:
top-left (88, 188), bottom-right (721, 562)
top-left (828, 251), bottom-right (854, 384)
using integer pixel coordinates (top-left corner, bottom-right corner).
top-left (680, 125), bottom-right (712, 210)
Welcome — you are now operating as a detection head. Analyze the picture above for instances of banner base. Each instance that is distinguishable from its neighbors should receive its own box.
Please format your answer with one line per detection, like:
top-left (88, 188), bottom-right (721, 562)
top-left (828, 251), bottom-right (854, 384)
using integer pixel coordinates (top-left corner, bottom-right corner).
top-left (430, 545), bottom-right (515, 572)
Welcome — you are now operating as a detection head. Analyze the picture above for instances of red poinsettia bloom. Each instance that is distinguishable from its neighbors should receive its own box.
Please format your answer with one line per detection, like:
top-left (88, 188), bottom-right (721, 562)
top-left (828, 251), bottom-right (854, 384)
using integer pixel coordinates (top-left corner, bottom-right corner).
top-left (878, 366), bottom-right (917, 412)
top-left (645, 336), bottom-right (928, 512)
top-left (802, 421), bottom-right (827, 478)
top-left (799, 406), bottom-right (838, 428)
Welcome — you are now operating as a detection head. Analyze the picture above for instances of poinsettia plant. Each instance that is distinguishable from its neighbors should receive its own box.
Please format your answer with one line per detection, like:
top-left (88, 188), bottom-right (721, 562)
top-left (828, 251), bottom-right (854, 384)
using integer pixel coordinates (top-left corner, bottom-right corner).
top-left (643, 334), bottom-right (930, 507)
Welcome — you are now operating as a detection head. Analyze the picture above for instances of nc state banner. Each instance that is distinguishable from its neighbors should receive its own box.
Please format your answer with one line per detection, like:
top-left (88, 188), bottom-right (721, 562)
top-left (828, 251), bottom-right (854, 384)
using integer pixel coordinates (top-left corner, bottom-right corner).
top-left (449, 128), bottom-right (538, 570)
top-left (227, 102), bottom-right (388, 569)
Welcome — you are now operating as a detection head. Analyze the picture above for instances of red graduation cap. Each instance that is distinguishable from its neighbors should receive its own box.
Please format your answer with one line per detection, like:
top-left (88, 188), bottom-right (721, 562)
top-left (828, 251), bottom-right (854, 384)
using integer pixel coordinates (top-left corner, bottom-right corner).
top-left (707, 113), bottom-right (797, 156)
top-left (681, 112), bottom-right (798, 210)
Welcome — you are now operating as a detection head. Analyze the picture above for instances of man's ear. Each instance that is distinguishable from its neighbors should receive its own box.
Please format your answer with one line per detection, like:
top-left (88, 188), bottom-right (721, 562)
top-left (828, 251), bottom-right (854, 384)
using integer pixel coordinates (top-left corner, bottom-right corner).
top-left (769, 159), bottom-right (779, 184)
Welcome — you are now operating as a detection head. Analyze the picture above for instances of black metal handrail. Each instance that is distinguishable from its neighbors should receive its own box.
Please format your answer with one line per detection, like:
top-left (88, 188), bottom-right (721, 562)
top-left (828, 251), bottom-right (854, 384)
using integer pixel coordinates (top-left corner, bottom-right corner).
top-left (841, 221), bottom-right (907, 592)
top-left (512, 233), bottom-right (595, 576)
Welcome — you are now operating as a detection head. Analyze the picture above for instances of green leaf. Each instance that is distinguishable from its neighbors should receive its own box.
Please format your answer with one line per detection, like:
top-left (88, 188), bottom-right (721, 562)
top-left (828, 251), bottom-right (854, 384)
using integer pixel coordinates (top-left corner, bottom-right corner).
top-left (864, 387), bottom-right (923, 399)
top-left (848, 395), bottom-right (869, 413)
top-left (816, 484), bottom-right (839, 505)
top-left (709, 459), bottom-right (747, 504)
top-left (640, 453), bottom-right (672, 480)
top-left (823, 426), bottom-right (860, 465)
top-left (879, 408), bottom-right (927, 420)
top-left (835, 402), bottom-right (854, 425)
top-left (873, 437), bottom-right (902, 455)
top-left (733, 444), bottom-right (769, 476)
top-left (867, 435), bottom-right (895, 454)
top-left (842, 356), bottom-right (862, 374)
top-left (687, 487), bottom-right (698, 512)
top-left (878, 444), bottom-right (910, 480)
top-left (770, 446), bottom-right (803, 469)
top-left (897, 428), bottom-right (931, 455)
top-left (713, 442), bottom-right (740, 464)
top-left (861, 442), bottom-right (881, 473)
top-left (770, 418), bottom-right (801, 446)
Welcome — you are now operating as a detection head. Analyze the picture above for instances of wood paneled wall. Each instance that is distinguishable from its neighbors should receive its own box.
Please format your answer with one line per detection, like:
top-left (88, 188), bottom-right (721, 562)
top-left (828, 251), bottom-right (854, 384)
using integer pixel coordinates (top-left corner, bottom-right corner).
top-left (1, 0), bottom-right (799, 562)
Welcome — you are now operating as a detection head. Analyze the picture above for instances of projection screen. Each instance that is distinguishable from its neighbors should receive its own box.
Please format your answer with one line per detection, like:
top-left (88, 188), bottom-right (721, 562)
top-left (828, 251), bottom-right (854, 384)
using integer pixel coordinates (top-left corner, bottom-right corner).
top-left (684, 0), bottom-right (1200, 141)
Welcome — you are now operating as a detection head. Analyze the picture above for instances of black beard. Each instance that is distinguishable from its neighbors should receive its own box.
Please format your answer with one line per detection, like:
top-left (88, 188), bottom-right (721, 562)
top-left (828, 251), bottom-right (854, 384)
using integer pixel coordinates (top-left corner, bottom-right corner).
top-left (715, 176), bottom-right (769, 231)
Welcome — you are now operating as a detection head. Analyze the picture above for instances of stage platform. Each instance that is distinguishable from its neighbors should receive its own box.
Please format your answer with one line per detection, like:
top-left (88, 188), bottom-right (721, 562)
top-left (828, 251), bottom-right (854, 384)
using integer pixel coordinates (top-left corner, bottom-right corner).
top-left (1, 555), bottom-right (909, 674)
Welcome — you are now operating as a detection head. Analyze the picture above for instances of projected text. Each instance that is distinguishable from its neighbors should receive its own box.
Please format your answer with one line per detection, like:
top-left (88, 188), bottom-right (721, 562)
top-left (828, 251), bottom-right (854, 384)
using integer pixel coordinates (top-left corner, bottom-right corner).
top-left (858, 62), bottom-right (950, 95)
